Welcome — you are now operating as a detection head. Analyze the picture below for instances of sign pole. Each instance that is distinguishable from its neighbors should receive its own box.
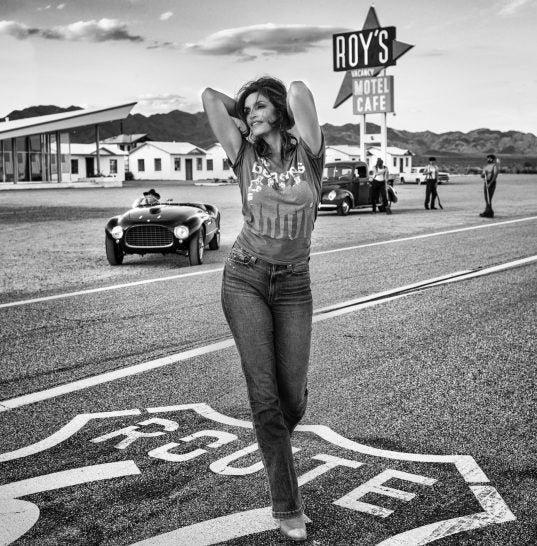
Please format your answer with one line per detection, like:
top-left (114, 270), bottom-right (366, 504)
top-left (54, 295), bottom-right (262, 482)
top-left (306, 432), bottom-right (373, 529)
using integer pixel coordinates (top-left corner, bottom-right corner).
top-left (382, 112), bottom-right (388, 166)
top-left (360, 114), bottom-right (366, 166)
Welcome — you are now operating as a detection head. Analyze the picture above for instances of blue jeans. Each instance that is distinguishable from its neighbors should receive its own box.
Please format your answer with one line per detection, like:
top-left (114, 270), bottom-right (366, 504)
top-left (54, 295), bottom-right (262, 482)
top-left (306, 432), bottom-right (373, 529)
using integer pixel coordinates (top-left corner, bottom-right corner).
top-left (221, 243), bottom-right (313, 519)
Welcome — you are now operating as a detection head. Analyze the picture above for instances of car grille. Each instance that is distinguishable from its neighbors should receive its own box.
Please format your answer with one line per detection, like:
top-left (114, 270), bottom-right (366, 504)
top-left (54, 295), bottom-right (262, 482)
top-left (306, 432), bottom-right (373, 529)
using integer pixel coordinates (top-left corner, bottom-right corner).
top-left (125, 225), bottom-right (173, 248)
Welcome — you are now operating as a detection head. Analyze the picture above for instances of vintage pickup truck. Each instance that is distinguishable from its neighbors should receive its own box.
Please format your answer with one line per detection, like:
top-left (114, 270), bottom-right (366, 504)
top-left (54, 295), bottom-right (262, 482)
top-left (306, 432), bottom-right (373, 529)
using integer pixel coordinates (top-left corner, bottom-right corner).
top-left (319, 161), bottom-right (397, 215)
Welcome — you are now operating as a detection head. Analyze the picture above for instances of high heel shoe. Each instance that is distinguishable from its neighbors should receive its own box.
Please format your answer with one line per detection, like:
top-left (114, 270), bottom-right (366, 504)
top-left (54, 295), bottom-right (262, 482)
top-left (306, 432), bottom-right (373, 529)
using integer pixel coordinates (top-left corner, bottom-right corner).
top-left (279, 515), bottom-right (307, 541)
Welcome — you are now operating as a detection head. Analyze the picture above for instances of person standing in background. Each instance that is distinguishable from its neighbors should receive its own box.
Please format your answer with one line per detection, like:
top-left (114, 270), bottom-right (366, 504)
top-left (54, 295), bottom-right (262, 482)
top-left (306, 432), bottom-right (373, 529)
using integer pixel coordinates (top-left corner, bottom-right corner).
top-left (370, 158), bottom-right (391, 214)
top-left (481, 154), bottom-right (499, 218)
top-left (423, 156), bottom-right (439, 210)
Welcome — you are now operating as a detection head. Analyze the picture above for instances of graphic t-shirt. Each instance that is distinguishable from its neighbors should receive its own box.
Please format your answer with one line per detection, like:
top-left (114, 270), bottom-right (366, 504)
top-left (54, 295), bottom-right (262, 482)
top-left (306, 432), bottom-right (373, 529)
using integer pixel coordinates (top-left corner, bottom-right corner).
top-left (232, 136), bottom-right (325, 264)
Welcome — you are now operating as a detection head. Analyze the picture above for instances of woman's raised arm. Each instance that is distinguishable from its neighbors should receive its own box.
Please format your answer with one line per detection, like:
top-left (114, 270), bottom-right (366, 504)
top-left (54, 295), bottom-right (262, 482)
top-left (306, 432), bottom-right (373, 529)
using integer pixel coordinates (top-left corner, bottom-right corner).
top-left (202, 88), bottom-right (244, 164)
top-left (286, 81), bottom-right (322, 156)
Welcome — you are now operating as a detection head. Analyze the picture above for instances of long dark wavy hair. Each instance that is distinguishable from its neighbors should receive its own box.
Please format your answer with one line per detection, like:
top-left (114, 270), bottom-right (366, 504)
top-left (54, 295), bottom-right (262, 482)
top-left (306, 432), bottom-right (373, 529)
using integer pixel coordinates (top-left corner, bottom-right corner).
top-left (236, 76), bottom-right (297, 161)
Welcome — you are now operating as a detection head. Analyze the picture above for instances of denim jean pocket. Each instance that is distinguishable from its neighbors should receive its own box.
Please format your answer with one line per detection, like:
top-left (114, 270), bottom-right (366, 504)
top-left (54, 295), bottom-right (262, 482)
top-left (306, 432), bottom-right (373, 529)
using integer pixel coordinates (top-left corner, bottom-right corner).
top-left (227, 245), bottom-right (254, 266)
top-left (291, 262), bottom-right (309, 275)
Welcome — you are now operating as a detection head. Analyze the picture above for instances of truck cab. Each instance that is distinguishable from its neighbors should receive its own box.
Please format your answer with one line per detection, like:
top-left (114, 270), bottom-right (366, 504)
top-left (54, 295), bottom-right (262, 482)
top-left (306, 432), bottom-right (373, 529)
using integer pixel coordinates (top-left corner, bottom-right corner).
top-left (319, 161), bottom-right (371, 215)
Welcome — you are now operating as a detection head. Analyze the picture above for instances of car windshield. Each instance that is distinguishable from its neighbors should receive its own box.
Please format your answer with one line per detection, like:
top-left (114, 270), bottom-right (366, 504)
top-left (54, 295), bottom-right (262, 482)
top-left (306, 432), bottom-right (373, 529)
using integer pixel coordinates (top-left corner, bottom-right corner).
top-left (323, 165), bottom-right (365, 181)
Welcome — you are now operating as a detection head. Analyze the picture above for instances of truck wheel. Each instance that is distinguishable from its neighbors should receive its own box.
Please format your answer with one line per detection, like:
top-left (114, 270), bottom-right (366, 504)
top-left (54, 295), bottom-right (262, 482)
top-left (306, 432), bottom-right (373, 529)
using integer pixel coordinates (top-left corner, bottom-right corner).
top-left (337, 198), bottom-right (351, 216)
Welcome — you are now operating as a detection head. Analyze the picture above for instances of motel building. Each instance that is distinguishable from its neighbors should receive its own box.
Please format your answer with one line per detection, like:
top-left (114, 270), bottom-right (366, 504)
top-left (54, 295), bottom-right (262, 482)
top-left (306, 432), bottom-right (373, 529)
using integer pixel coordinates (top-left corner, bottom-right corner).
top-left (69, 143), bottom-right (128, 182)
top-left (366, 146), bottom-right (414, 179)
top-left (0, 103), bottom-right (136, 189)
top-left (326, 144), bottom-right (414, 180)
top-left (128, 141), bottom-right (235, 182)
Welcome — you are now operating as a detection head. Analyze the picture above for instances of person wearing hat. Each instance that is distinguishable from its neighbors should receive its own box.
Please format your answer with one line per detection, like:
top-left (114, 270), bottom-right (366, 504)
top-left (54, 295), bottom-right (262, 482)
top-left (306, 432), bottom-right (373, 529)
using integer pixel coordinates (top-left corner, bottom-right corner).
top-left (480, 154), bottom-right (499, 218)
top-left (423, 157), bottom-right (439, 210)
top-left (142, 188), bottom-right (160, 205)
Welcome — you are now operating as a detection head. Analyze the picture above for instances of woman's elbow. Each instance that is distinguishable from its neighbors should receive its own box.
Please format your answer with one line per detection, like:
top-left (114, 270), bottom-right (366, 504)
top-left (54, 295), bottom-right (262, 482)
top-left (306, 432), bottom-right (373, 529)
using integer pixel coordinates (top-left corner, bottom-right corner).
top-left (288, 81), bottom-right (309, 97)
top-left (201, 88), bottom-right (214, 102)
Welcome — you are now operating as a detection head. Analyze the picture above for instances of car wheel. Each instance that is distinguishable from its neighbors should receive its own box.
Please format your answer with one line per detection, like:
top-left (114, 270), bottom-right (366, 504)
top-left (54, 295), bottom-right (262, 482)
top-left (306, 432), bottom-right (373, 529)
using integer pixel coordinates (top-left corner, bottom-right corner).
top-left (105, 235), bottom-right (123, 265)
top-left (209, 214), bottom-right (220, 250)
top-left (337, 198), bottom-right (351, 216)
top-left (400, 177), bottom-right (405, 184)
top-left (189, 227), bottom-right (205, 266)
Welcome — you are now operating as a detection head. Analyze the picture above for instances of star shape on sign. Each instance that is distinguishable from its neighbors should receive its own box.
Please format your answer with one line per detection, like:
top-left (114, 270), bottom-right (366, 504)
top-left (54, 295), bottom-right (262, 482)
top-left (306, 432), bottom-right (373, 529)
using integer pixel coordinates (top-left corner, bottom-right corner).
top-left (333, 6), bottom-right (414, 109)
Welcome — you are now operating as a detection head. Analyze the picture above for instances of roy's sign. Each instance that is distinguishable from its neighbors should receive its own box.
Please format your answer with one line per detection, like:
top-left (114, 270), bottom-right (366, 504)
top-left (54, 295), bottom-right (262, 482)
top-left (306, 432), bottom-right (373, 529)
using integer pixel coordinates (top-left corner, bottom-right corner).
top-left (0, 403), bottom-right (516, 545)
top-left (333, 27), bottom-right (396, 71)
top-left (353, 75), bottom-right (394, 115)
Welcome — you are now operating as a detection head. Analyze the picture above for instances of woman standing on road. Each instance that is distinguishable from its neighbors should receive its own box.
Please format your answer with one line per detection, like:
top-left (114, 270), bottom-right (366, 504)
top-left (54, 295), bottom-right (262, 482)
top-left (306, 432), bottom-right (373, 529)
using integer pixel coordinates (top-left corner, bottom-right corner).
top-left (369, 157), bottom-right (391, 214)
top-left (202, 76), bottom-right (324, 542)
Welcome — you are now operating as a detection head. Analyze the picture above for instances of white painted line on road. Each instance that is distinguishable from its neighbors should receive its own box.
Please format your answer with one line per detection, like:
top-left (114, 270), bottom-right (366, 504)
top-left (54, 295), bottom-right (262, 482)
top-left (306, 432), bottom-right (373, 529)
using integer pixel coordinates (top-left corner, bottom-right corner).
top-left (0, 339), bottom-right (235, 412)
top-left (0, 461), bottom-right (141, 545)
top-left (313, 215), bottom-right (537, 257)
top-left (0, 268), bottom-right (223, 309)
top-left (1, 254), bottom-right (535, 412)
top-left (130, 506), bottom-right (311, 546)
top-left (0, 410), bottom-right (141, 463)
top-left (2, 215), bottom-right (536, 309)
top-left (376, 485), bottom-right (516, 546)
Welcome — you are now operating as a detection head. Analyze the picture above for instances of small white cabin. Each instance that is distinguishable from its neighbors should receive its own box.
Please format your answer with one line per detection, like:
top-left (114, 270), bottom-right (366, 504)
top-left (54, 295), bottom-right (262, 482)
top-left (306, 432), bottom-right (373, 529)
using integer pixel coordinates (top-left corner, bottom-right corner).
top-left (325, 145), bottom-right (362, 163)
top-left (205, 143), bottom-right (236, 181)
top-left (128, 141), bottom-right (209, 181)
top-left (70, 144), bottom-right (127, 181)
top-left (367, 146), bottom-right (414, 176)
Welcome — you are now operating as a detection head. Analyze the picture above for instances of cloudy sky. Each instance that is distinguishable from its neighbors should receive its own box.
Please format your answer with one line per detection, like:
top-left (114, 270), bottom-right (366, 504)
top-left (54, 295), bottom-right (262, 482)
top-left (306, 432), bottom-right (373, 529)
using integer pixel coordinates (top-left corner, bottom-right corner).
top-left (0, 0), bottom-right (535, 134)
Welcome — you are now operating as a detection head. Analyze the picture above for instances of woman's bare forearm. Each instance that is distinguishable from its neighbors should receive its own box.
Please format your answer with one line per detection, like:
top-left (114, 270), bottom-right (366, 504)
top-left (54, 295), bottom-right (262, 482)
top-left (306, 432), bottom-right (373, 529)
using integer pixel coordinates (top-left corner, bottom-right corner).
top-left (202, 88), bottom-right (238, 117)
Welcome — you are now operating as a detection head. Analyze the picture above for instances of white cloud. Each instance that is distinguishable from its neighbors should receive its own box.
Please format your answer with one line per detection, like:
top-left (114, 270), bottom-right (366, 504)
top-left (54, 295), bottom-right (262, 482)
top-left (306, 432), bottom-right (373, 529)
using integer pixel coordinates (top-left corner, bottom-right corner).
top-left (0, 18), bottom-right (144, 43)
top-left (134, 93), bottom-right (197, 115)
top-left (57, 3), bottom-right (66, 9)
top-left (498, 0), bottom-right (532, 15)
top-left (160, 12), bottom-right (173, 21)
top-left (184, 23), bottom-right (349, 60)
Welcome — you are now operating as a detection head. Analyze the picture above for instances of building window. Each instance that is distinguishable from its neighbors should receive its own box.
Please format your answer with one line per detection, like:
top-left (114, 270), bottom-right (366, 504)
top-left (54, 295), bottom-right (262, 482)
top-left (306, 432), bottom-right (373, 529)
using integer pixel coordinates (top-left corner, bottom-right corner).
top-left (138, 159), bottom-right (145, 172)
top-left (223, 159), bottom-right (231, 170)
top-left (393, 157), bottom-right (397, 167)
top-left (174, 157), bottom-right (181, 171)
top-left (196, 157), bottom-right (203, 170)
top-left (405, 157), bottom-right (409, 167)
top-left (154, 158), bottom-right (162, 171)
top-left (207, 159), bottom-right (213, 171)
top-left (110, 159), bottom-right (118, 174)
top-left (71, 159), bottom-right (79, 174)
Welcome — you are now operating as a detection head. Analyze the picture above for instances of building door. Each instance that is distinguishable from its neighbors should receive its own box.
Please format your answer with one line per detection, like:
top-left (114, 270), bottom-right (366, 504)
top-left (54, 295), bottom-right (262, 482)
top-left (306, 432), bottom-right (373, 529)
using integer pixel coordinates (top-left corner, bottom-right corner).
top-left (85, 157), bottom-right (95, 177)
top-left (399, 158), bottom-right (404, 172)
top-left (185, 158), bottom-right (193, 180)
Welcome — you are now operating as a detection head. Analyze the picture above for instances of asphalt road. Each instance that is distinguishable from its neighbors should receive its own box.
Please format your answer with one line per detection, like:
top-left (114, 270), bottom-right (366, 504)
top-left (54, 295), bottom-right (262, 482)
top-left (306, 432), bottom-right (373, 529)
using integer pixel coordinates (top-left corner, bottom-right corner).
top-left (1, 175), bottom-right (536, 545)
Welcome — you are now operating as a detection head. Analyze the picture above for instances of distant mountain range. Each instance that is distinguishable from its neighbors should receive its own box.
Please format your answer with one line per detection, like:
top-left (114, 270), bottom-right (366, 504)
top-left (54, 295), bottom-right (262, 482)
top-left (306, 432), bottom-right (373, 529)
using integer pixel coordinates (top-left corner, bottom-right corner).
top-left (4, 105), bottom-right (537, 159)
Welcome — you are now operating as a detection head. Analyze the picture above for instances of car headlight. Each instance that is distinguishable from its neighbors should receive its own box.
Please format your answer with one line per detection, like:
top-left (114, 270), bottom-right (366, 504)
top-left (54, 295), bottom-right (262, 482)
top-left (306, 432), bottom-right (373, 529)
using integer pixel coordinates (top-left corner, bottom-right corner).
top-left (174, 225), bottom-right (189, 240)
top-left (328, 190), bottom-right (337, 201)
top-left (111, 226), bottom-right (124, 240)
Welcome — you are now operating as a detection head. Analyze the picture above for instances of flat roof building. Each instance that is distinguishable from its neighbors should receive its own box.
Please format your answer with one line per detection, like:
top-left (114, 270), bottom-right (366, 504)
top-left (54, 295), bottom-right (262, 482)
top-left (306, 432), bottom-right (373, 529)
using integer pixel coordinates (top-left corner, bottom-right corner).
top-left (0, 102), bottom-right (136, 186)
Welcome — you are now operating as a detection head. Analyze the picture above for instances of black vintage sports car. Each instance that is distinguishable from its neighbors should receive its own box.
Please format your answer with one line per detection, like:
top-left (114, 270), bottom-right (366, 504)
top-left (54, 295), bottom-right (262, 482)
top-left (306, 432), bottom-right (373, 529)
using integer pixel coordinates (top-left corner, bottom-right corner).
top-left (105, 197), bottom-right (221, 266)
